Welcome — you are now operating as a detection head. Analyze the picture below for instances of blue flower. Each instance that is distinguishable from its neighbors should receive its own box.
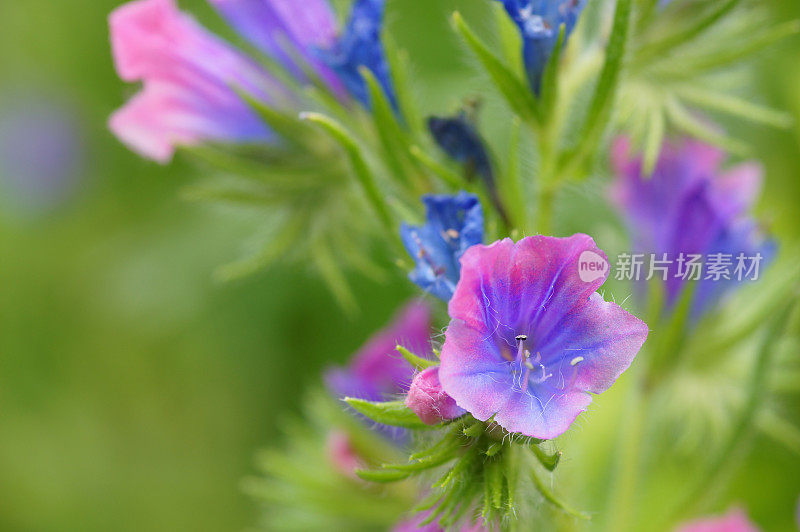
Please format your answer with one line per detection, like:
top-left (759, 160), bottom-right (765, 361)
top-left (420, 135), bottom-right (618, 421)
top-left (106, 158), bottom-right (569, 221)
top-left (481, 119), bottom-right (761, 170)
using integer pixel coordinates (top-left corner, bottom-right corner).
top-left (497, 0), bottom-right (587, 95)
top-left (428, 113), bottom-right (494, 183)
top-left (320, 0), bottom-right (397, 110)
top-left (401, 193), bottom-right (484, 302)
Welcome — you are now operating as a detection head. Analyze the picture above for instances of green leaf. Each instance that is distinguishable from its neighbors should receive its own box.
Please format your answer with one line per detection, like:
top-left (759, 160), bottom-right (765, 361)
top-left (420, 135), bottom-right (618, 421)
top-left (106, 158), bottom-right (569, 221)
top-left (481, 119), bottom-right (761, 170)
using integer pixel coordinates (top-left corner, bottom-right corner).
top-left (360, 66), bottom-right (410, 186)
top-left (665, 97), bottom-right (749, 156)
top-left (636, 0), bottom-right (741, 63)
top-left (300, 112), bottom-right (394, 232)
top-left (642, 107), bottom-right (666, 176)
top-left (569, 0), bottom-right (632, 173)
top-left (451, 11), bottom-right (541, 126)
top-left (354, 468), bottom-right (412, 483)
top-left (344, 398), bottom-right (431, 429)
top-left (312, 241), bottom-right (358, 315)
top-left (677, 85), bottom-right (794, 129)
top-left (384, 36), bottom-right (425, 139)
top-left (539, 24), bottom-right (566, 122)
top-left (531, 466), bottom-right (591, 520)
top-left (397, 345), bottom-right (437, 371)
top-left (493, 2), bottom-right (525, 79)
top-left (408, 145), bottom-right (463, 189)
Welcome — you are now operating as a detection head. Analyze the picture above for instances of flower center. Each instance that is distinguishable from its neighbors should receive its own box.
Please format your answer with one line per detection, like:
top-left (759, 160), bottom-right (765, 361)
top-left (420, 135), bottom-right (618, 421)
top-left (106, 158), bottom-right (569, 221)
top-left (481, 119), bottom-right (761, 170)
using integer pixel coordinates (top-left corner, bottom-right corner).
top-left (513, 335), bottom-right (552, 387)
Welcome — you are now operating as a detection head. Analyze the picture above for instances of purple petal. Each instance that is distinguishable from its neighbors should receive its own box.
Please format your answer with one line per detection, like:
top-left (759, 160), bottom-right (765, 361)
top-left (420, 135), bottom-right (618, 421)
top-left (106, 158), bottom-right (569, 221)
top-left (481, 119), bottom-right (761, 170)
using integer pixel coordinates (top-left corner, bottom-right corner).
top-left (440, 236), bottom-right (648, 439)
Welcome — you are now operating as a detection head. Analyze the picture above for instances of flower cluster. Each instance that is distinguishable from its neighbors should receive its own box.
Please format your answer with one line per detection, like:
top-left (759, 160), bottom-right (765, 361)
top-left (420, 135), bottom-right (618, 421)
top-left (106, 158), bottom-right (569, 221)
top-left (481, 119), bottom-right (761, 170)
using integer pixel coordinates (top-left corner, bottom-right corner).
top-left (106, 0), bottom-right (798, 530)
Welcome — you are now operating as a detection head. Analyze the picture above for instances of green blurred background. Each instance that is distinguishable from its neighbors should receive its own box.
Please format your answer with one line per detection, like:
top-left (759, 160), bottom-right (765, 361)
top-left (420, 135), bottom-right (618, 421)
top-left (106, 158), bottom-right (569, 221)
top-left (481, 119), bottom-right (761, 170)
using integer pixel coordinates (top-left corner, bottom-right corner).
top-left (0, 1), bottom-right (797, 530)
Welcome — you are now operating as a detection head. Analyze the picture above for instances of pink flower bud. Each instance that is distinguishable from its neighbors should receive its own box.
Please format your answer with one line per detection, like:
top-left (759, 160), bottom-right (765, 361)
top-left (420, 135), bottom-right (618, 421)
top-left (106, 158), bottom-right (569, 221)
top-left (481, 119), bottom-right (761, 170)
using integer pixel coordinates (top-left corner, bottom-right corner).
top-left (405, 366), bottom-right (465, 425)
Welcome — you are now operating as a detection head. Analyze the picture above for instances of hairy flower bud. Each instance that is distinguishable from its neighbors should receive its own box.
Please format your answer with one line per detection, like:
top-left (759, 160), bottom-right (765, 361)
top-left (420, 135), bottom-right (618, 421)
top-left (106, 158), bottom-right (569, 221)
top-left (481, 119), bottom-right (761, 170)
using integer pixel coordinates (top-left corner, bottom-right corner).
top-left (405, 366), bottom-right (465, 425)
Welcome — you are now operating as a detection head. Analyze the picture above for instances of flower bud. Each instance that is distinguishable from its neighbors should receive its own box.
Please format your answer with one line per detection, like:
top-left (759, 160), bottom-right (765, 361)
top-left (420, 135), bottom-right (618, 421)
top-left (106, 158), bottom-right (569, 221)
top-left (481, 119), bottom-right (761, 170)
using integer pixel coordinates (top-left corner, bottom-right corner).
top-left (405, 366), bottom-right (465, 425)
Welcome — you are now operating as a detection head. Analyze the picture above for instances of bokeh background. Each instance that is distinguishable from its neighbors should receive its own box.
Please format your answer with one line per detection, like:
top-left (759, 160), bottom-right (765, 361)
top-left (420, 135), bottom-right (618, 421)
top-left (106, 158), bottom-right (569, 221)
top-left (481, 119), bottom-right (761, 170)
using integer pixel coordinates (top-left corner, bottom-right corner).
top-left (0, 1), bottom-right (798, 530)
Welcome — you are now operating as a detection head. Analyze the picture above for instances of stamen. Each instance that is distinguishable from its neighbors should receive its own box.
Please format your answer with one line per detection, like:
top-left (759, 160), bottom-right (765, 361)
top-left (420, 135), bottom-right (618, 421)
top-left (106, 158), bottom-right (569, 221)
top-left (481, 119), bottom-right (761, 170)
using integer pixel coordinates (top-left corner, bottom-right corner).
top-left (570, 356), bottom-right (584, 366)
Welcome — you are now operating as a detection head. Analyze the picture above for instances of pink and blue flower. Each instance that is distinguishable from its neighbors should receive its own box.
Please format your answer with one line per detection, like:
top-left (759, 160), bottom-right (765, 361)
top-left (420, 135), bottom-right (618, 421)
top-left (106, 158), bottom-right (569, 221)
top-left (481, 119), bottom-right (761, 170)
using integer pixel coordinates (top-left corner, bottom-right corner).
top-left (108, 0), bottom-right (283, 162)
top-left (439, 235), bottom-right (648, 439)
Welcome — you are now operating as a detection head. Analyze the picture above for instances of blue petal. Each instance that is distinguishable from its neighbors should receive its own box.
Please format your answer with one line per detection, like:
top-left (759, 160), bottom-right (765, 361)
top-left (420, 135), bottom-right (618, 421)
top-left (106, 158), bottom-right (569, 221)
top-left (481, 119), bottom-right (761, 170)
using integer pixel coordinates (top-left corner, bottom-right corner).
top-left (319, 0), bottom-right (397, 110)
top-left (401, 192), bottom-right (484, 301)
top-left (497, 0), bottom-right (587, 94)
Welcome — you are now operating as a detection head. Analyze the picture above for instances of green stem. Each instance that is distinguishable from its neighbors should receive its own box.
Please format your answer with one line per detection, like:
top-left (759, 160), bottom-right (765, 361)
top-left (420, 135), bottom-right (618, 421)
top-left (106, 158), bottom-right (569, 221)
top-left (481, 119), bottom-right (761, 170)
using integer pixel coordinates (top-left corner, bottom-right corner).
top-left (603, 367), bottom-right (647, 532)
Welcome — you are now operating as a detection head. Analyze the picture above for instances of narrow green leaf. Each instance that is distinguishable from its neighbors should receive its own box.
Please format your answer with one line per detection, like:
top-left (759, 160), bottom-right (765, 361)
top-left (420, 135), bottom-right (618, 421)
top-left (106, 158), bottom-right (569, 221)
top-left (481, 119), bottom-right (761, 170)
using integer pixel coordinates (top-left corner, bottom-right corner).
top-left (355, 468), bottom-right (412, 483)
top-left (451, 11), bottom-right (540, 126)
top-left (570, 0), bottom-right (632, 172)
top-left (300, 112), bottom-right (394, 231)
top-left (360, 66), bottom-right (409, 184)
top-left (637, 0), bottom-right (741, 63)
top-left (666, 98), bottom-right (749, 156)
top-left (397, 345), bottom-right (437, 370)
top-left (344, 398), bottom-right (431, 429)
top-left (539, 24), bottom-right (566, 122)
top-left (758, 410), bottom-right (800, 456)
top-left (384, 36), bottom-right (425, 139)
top-left (238, 91), bottom-right (314, 148)
top-left (677, 86), bottom-right (794, 129)
top-left (493, 2), bottom-right (525, 79)
top-left (409, 145), bottom-right (463, 189)
top-left (312, 241), bottom-right (357, 315)
top-left (642, 108), bottom-right (666, 176)
top-left (215, 220), bottom-right (304, 282)
top-left (531, 467), bottom-right (591, 520)
top-left (666, 21), bottom-right (800, 76)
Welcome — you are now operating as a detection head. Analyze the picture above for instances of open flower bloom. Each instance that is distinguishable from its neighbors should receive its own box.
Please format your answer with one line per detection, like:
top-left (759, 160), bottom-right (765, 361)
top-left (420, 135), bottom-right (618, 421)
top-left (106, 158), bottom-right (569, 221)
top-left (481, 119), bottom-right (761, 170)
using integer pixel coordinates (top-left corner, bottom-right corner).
top-left (405, 366), bottom-right (465, 425)
top-left (675, 508), bottom-right (760, 532)
top-left (108, 0), bottom-right (285, 162)
top-left (439, 235), bottom-right (648, 439)
top-left (611, 137), bottom-right (776, 319)
top-left (496, 0), bottom-right (587, 94)
top-left (325, 301), bottom-right (432, 402)
top-left (401, 193), bottom-right (484, 302)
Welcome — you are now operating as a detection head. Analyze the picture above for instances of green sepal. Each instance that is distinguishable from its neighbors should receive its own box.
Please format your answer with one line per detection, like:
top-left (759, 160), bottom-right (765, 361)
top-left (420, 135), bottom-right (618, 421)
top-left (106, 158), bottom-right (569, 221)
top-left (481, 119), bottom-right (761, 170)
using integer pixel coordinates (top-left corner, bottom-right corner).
top-left (451, 12), bottom-right (541, 126)
top-left (397, 345), bottom-right (437, 371)
top-left (530, 443), bottom-right (562, 471)
top-left (343, 398), bottom-right (432, 430)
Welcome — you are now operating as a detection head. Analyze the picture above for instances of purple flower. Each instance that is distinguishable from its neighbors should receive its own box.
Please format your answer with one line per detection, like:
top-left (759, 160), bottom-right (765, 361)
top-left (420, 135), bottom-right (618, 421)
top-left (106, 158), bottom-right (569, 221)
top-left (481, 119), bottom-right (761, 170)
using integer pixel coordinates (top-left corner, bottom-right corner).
top-left (325, 301), bottom-right (433, 402)
top-left (109, 0), bottom-right (284, 162)
top-left (206, 0), bottom-right (346, 96)
top-left (674, 507), bottom-right (760, 532)
top-left (496, 0), bottom-right (587, 95)
top-left (611, 137), bottom-right (775, 319)
top-left (438, 236), bottom-right (648, 440)
top-left (405, 366), bottom-right (465, 425)
top-left (400, 193), bottom-right (484, 302)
